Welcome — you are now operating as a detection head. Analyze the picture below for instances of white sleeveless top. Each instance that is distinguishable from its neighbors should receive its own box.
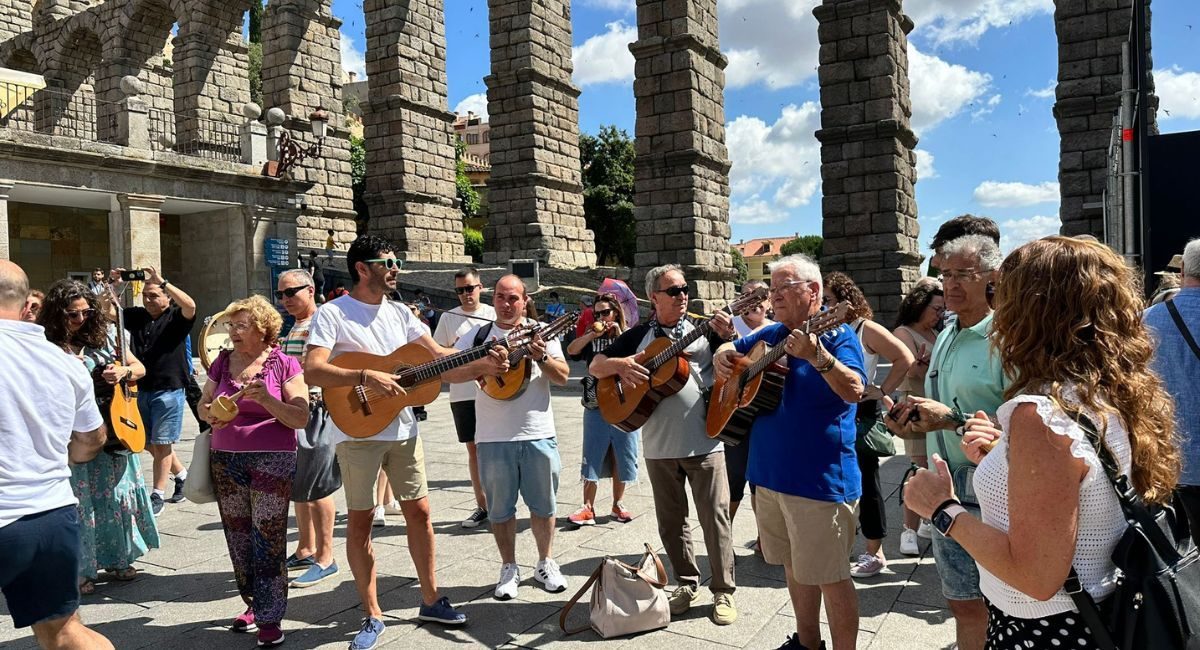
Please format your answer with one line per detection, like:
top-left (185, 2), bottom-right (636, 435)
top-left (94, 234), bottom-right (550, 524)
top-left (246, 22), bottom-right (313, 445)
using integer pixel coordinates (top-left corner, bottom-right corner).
top-left (853, 319), bottom-right (878, 384)
top-left (974, 391), bottom-right (1130, 619)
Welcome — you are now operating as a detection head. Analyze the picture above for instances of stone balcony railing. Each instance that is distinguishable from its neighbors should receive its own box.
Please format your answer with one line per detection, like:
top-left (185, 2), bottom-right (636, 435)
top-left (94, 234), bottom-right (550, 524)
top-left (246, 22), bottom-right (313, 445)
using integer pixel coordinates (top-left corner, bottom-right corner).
top-left (0, 76), bottom-right (289, 173)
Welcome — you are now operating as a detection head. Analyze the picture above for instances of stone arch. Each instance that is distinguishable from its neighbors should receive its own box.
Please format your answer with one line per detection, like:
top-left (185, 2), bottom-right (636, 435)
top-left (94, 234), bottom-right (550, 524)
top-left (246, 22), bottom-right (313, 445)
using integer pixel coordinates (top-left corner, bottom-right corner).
top-left (4, 47), bottom-right (39, 73)
top-left (40, 22), bottom-right (102, 139)
top-left (106, 0), bottom-right (181, 141)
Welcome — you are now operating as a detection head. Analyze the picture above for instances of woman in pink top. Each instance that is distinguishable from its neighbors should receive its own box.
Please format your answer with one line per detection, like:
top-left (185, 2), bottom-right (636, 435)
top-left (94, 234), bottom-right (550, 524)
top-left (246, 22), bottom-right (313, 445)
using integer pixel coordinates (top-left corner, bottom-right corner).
top-left (199, 295), bottom-right (308, 648)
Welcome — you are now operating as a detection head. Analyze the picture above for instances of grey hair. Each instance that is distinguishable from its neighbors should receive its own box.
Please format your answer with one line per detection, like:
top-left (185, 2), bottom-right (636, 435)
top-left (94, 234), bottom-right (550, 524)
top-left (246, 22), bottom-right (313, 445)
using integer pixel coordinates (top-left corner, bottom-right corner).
top-left (939, 234), bottom-right (1003, 272)
top-left (741, 279), bottom-right (768, 293)
top-left (278, 269), bottom-right (314, 286)
top-left (767, 253), bottom-right (821, 282)
top-left (1184, 239), bottom-right (1200, 280)
top-left (645, 264), bottom-right (683, 298)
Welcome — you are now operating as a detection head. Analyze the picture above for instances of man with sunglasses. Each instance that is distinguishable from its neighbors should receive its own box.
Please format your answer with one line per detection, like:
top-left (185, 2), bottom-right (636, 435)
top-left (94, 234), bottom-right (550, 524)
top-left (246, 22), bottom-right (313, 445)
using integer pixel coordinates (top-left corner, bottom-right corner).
top-left (111, 266), bottom-right (196, 516)
top-left (305, 236), bottom-right (467, 649)
top-left (432, 267), bottom-right (496, 529)
top-left (589, 264), bottom-right (740, 626)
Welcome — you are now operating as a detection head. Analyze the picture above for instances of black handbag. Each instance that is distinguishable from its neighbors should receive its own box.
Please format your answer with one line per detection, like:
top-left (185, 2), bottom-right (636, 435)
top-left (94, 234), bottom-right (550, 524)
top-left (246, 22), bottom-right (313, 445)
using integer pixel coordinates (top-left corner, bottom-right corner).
top-left (1064, 413), bottom-right (1200, 650)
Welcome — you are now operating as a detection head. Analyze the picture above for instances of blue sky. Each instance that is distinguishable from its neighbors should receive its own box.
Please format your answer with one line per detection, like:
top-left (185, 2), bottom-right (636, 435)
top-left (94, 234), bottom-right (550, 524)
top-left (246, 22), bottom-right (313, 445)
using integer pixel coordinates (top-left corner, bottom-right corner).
top-left (330, 0), bottom-right (1200, 256)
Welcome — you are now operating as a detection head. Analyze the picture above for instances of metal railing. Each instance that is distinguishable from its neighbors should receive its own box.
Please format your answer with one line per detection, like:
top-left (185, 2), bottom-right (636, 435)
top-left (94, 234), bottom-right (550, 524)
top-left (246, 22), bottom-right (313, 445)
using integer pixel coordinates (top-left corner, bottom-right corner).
top-left (149, 106), bottom-right (241, 163)
top-left (0, 80), bottom-right (117, 141)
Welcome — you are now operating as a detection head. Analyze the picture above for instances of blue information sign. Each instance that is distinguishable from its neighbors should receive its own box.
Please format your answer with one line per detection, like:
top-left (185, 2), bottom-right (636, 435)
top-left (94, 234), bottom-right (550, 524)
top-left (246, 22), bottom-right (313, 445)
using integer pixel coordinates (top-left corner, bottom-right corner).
top-left (265, 238), bottom-right (290, 267)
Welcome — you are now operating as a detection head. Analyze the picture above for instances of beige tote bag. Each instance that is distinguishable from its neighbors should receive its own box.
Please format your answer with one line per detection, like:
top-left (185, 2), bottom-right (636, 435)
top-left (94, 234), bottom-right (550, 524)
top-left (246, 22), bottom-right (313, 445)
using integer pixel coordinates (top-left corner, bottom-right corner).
top-left (559, 543), bottom-right (670, 639)
top-left (182, 429), bottom-right (216, 504)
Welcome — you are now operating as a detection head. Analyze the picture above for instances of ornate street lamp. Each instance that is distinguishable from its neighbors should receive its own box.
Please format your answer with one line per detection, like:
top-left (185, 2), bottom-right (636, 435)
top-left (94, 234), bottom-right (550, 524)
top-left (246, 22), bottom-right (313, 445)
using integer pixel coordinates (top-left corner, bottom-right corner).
top-left (274, 106), bottom-right (330, 178)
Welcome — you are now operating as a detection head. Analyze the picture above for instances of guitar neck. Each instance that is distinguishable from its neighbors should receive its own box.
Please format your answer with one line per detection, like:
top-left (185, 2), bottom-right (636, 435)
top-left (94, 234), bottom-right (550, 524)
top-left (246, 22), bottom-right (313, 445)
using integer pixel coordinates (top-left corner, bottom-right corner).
top-left (645, 319), bottom-right (712, 372)
top-left (509, 315), bottom-right (576, 364)
top-left (400, 342), bottom-right (500, 386)
top-left (745, 313), bottom-right (838, 379)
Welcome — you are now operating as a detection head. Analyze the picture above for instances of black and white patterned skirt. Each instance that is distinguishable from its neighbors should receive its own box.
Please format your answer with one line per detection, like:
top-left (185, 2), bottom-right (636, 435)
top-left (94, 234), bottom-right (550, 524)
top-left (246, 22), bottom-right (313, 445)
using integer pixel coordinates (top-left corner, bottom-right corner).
top-left (985, 601), bottom-right (1105, 649)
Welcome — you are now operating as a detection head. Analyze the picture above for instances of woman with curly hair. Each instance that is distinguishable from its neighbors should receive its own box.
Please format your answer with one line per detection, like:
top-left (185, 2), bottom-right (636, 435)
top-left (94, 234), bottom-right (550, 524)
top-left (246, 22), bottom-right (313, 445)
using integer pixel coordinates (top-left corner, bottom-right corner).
top-left (199, 295), bottom-right (308, 647)
top-left (904, 236), bottom-right (1180, 646)
top-left (37, 280), bottom-right (159, 595)
top-left (823, 271), bottom-right (914, 579)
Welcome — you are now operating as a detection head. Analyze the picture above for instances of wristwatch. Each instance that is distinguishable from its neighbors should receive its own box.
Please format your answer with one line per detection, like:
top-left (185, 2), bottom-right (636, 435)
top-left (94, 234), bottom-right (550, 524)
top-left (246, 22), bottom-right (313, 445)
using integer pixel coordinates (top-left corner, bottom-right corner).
top-left (932, 500), bottom-right (968, 537)
top-left (160, 279), bottom-right (170, 290)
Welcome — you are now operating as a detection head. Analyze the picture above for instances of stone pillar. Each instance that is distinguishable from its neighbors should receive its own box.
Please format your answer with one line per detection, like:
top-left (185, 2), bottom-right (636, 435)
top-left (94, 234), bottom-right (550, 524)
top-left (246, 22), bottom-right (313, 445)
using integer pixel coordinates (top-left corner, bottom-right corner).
top-left (173, 14), bottom-right (251, 156)
top-left (1054, 0), bottom-right (1156, 237)
top-left (362, 0), bottom-right (468, 263)
top-left (240, 103), bottom-right (267, 165)
top-left (116, 76), bottom-right (150, 149)
top-left (110, 194), bottom-right (164, 305)
top-left (0, 1), bottom-right (32, 42)
top-left (0, 181), bottom-right (13, 261)
top-left (482, 0), bottom-right (596, 269)
top-left (261, 0), bottom-right (358, 252)
top-left (630, 0), bottom-right (735, 312)
top-left (813, 0), bottom-right (921, 325)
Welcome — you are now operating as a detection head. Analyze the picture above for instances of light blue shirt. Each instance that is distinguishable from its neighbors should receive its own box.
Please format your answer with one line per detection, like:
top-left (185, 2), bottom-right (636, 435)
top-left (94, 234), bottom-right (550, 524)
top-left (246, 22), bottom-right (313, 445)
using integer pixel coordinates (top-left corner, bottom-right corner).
top-left (1144, 287), bottom-right (1200, 485)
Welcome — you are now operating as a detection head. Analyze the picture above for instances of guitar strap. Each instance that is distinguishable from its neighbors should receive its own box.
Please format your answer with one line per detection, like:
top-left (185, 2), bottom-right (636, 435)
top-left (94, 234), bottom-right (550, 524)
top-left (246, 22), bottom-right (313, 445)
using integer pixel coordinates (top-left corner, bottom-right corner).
top-left (1166, 299), bottom-right (1200, 361)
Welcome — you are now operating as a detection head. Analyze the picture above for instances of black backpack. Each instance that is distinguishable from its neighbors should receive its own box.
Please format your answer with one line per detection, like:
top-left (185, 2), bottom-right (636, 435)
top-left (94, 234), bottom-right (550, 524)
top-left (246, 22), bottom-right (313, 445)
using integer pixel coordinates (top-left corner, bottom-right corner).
top-left (1066, 413), bottom-right (1200, 650)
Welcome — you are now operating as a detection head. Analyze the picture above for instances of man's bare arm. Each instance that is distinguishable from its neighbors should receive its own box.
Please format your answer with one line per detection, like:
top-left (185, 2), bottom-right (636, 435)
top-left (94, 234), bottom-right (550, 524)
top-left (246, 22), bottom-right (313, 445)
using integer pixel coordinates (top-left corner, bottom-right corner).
top-left (68, 425), bottom-right (107, 464)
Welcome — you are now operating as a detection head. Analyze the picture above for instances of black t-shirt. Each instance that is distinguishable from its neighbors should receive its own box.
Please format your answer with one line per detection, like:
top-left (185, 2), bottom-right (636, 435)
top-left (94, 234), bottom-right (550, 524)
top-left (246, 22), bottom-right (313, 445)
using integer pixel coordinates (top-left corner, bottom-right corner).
top-left (306, 258), bottom-right (324, 283)
top-left (124, 306), bottom-right (196, 391)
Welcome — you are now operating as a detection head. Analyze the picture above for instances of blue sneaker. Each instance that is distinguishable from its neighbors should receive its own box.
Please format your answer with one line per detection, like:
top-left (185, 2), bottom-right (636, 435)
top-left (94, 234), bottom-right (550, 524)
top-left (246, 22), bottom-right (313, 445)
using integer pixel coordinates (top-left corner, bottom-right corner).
top-left (417, 596), bottom-right (467, 625)
top-left (349, 617), bottom-right (384, 650)
top-left (286, 553), bottom-right (317, 572)
top-left (291, 561), bottom-right (339, 588)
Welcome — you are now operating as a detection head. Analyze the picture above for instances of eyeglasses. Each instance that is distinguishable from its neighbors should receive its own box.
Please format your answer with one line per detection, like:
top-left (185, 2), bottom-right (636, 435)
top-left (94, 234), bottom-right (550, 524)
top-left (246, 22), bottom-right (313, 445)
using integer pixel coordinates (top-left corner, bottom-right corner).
top-left (226, 321), bottom-right (253, 333)
top-left (769, 280), bottom-right (810, 296)
top-left (940, 269), bottom-right (984, 284)
top-left (64, 308), bottom-right (95, 321)
top-left (656, 284), bottom-right (690, 298)
top-left (594, 308), bottom-right (615, 317)
top-left (365, 258), bottom-right (400, 270)
top-left (455, 284), bottom-right (482, 295)
top-left (274, 285), bottom-right (311, 300)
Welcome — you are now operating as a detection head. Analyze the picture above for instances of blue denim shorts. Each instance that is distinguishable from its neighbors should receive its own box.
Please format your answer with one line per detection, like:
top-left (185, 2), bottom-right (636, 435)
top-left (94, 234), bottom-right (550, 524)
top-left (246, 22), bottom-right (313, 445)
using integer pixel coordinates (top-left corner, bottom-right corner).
top-left (0, 506), bottom-right (82, 628)
top-left (477, 438), bottom-right (561, 523)
top-left (139, 388), bottom-right (186, 445)
top-left (580, 408), bottom-right (639, 483)
top-left (930, 504), bottom-right (983, 601)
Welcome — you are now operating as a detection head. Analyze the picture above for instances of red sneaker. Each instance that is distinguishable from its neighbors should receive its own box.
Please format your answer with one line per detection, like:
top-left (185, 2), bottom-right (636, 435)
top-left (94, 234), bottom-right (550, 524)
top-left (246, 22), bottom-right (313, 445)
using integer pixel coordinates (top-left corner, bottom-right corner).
top-left (231, 607), bottom-right (257, 633)
top-left (256, 623), bottom-right (285, 647)
top-left (611, 503), bottom-right (634, 523)
top-left (568, 505), bottom-right (596, 526)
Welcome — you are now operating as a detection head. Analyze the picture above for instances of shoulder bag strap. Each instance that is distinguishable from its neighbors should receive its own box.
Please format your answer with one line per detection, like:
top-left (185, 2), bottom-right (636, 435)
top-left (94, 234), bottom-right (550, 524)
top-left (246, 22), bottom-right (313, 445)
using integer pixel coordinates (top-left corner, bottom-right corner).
top-left (1064, 569), bottom-right (1119, 650)
top-left (1166, 299), bottom-right (1200, 361)
top-left (560, 561), bottom-right (605, 635)
top-left (634, 543), bottom-right (668, 588)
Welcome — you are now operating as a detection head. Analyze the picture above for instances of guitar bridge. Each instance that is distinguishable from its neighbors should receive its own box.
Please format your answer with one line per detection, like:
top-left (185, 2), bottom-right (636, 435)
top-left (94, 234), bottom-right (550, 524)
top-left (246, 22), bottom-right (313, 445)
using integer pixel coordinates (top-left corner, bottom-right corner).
top-left (354, 385), bottom-right (373, 415)
top-left (615, 378), bottom-right (626, 404)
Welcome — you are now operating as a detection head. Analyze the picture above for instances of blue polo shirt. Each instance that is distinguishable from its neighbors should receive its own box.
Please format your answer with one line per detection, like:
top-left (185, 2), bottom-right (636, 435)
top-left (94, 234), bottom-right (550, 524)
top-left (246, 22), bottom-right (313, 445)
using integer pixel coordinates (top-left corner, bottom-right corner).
top-left (734, 322), bottom-right (866, 503)
top-left (1144, 288), bottom-right (1200, 485)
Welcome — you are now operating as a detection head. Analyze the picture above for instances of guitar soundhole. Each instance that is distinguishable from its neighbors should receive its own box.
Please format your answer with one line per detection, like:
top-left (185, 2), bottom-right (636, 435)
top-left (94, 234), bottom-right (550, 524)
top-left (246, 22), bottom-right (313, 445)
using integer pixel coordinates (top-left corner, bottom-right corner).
top-left (495, 375), bottom-right (506, 388)
top-left (119, 418), bottom-right (137, 430)
top-left (394, 365), bottom-right (416, 389)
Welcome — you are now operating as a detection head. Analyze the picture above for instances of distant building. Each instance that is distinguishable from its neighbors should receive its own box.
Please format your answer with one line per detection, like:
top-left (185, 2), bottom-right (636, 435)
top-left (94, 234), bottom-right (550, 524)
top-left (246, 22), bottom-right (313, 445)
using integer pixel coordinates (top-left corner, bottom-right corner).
top-left (453, 111), bottom-right (490, 162)
top-left (734, 235), bottom-right (798, 282)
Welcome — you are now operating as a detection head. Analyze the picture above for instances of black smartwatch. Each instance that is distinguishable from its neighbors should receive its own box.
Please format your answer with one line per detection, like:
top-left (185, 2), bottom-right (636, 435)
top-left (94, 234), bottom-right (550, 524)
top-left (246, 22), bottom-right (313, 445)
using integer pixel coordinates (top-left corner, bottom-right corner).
top-left (932, 499), bottom-right (967, 537)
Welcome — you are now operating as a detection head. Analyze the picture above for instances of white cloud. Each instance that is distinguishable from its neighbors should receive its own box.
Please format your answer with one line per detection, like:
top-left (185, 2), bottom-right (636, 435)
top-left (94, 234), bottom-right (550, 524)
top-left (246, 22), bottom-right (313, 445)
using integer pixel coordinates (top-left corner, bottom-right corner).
top-left (572, 22), bottom-right (637, 86)
top-left (1027, 81), bottom-right (1056, 99)
top-left (453, 93), bottom-right (489, 121)
top-left (721, 0), bottom-right (821, 89)
top-left (972, 93), bottom-right (1002, 120)
top-left (905, 0), bottom-right (1053, 47)
top-left (730, 198), bottom-right (790, 225)
top-left (726, 102), bottom-right (821, 201)
top-left (915, 149), bottom-right (937, 180)
top-left (340, 31), bottom-right (366, 80)
top-left (909, 46), bottom-right (992, 134)
top-left (973, 181), bottom-right (1060, 207)
top-left (580, 0), bottom-right (635, 12)
top-left (1156, 66), bottom-right (1200, 120)
top-left (998, 214), bottom-right (1060, 253)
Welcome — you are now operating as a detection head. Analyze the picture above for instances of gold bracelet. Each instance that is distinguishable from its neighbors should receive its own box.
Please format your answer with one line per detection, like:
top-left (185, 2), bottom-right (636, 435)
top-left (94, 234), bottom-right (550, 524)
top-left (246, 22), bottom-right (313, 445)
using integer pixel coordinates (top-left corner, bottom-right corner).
top-left (814, 350), bottom-right (837, 374)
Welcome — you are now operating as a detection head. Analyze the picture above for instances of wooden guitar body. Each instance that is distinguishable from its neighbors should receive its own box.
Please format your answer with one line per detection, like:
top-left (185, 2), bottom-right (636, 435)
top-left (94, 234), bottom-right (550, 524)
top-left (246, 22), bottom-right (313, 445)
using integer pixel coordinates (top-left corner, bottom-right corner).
top-left (108, 365), bottom-right (146, 453)
top-left (479, 357), bottom-right (533, 401)
top-left (706, 341), bottom-right (786, 446)
top-left (597, 336), bottom-right (691, 433)
top-left (324, 343), bottom-right (444, 438)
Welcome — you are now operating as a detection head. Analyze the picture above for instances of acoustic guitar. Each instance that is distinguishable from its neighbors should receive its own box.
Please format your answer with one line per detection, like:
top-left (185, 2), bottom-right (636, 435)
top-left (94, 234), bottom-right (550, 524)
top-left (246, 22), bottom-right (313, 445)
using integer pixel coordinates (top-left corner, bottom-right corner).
top-left (705, 302), bottom-right (852, 445)
top-left (107, 284), bottom-right (146, 453)
top-left (324, 325), bottom-right (535, 438)
top-left (480, 311), bottom-right (579, 401)
top-left (596, 286), bottom-right (770, 433)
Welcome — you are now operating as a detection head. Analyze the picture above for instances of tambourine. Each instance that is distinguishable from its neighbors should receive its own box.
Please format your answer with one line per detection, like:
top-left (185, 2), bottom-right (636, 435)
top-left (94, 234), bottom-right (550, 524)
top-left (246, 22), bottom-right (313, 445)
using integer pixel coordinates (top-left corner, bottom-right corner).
top-left (200, 310), bottom-right (233, 371)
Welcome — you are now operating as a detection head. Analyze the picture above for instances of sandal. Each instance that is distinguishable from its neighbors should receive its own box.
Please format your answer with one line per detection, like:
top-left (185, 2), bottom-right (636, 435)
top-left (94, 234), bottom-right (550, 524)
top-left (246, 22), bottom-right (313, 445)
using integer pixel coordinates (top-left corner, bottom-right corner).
top-left (79, 580), bottom-right (95, 595)
top-left (110, 567), bottom-right (138, 581)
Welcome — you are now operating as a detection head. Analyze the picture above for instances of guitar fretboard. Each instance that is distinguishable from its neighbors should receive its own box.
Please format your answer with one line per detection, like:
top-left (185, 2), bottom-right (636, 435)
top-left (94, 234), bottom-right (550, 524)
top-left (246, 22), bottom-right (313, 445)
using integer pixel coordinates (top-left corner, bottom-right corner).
top-left (396, 334), bottom-right (518, 387)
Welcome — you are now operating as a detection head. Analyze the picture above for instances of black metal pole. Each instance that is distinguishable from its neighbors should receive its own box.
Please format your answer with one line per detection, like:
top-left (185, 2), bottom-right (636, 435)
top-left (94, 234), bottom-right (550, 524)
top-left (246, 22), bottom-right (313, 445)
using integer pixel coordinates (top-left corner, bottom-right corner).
top-left (1133, 0), bottom-right (1152, 291)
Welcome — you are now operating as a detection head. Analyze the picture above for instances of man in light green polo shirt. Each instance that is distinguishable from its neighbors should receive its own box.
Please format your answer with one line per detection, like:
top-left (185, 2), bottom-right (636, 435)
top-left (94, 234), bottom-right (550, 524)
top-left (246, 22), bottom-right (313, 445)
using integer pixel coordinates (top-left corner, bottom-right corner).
top-left (886, 233), bottom-right (1008, 650)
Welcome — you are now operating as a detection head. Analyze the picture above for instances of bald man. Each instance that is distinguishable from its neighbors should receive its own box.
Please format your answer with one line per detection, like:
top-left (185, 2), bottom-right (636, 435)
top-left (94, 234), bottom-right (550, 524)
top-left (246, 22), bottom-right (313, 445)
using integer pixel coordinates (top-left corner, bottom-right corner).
top-left (0, 261), bottom-right (112, 649)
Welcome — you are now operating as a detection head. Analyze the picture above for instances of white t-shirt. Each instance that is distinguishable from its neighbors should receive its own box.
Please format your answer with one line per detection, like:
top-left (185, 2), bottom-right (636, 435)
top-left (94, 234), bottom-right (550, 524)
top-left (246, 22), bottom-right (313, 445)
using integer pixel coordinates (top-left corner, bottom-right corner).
top-left (433, 304), bottom-right (497, 402)
top-left (455, 322), bottom-right (563, 444)
top-left (733, 315), bottom-right (773, 338)
top-left (307, 295), bottom-right (430, 444)
top-left (0, 320), bottom-right (104, 529)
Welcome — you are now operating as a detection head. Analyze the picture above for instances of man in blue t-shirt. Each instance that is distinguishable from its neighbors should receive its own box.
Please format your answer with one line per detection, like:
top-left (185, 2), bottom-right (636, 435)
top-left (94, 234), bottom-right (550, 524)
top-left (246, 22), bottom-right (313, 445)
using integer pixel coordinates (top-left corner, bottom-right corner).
top-left (714, 253), bottom-right (866, 650)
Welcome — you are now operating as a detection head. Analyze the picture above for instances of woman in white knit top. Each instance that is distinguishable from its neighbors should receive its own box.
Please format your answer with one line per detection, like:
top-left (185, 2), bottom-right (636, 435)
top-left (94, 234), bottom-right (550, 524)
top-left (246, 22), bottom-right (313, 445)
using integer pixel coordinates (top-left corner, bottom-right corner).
top-left (904, 237), bottom-right (1181, 648)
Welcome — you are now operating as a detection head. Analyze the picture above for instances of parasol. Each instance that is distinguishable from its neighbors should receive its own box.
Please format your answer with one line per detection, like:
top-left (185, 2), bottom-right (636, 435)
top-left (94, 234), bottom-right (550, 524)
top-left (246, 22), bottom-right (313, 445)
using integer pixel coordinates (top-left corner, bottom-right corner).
top-left (596, 278), bottom-right (640, 327)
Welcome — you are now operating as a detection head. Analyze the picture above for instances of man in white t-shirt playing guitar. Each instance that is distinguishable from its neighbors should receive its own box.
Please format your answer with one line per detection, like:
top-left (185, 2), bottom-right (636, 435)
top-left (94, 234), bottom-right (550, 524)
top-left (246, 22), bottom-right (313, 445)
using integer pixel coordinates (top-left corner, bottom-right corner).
top-left (305, 236), bottom-right (466, 650)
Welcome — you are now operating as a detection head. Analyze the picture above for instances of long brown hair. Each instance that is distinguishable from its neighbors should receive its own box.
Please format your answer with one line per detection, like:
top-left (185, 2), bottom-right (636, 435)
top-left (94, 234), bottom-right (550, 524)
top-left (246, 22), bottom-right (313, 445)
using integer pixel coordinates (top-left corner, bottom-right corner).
top-left (593, 293), bottom-right (627, 333)
top-left (823, 271), bottom-right (873, 321)
top-left (992, 237), bottom-right (1179, 503)
top-left (38, 279), bottom-right (108, 350)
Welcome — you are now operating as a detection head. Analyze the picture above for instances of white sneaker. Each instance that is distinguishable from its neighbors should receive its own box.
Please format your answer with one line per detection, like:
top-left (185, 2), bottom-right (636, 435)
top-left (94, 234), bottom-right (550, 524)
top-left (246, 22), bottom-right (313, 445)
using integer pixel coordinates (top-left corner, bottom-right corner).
top-left (372, 505), bottom-right (385, 527)
top-left (494, 563), bottom-right (520, 600)
top-left (900, 528), bottom-right (920, 556)
top-left (383, 500), bottom-right (403, 516)
top-left (534, 558), bottom-right (567, 593)
top-left (917, 519), bottom-right (934, 539)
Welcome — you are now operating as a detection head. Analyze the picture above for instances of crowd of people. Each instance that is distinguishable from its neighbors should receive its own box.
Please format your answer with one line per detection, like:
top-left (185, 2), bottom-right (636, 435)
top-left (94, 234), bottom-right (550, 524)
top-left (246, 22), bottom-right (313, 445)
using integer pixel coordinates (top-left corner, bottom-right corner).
top-left (0, 219), bottom-right (1197, 650)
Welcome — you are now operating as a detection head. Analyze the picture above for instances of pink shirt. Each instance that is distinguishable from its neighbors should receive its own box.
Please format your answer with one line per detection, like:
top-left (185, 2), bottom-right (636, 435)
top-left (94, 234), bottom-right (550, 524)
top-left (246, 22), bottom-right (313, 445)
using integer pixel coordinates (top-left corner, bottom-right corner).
top-left (208, 348), bottom-right (302, 453)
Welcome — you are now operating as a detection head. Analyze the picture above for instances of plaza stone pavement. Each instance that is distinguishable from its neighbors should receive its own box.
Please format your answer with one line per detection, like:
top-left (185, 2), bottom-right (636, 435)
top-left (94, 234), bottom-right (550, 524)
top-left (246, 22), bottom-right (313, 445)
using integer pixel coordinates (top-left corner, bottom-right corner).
top-left (1, 384), bottom-right (957, 649)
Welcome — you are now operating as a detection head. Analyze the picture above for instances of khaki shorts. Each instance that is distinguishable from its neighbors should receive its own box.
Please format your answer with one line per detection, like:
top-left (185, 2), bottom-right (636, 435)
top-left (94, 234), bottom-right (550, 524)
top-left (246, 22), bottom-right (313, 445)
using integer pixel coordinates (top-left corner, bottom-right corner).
top-left (757, 487), bottom-right (859, 585)
top-left (335, 437), bottom-right (428, 511)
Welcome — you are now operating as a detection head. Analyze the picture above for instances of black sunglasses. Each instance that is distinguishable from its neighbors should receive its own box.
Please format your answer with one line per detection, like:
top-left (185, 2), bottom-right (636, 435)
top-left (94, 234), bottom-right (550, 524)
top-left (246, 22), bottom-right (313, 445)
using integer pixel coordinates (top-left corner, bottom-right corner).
top-left (274, 285), bottom-right (311, 300)
top-left (65, 308), bottom-right (96, 320)
top-left (594, 308), bottom-right (616, 317)
top-left (365, 258), bottom-right (401, 270)
top-left (657, 284), bottom-right (690, 298)
top-left (455, 284), bottom-right (482, 295)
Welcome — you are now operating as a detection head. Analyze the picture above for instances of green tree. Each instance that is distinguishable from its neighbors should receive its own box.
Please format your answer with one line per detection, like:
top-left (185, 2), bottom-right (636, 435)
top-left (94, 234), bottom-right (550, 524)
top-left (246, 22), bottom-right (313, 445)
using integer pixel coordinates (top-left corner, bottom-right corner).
top-left (247, 1), bottom-right (264, 106)
top-left (731, 247), bottom-right (749, 286)
top-left (350, 135), bottom-right (368, 231)
top-left (781, 235), bottom-right (823, 260)
top-left (454, 137), bottom-right (481, 220)
top-left (580, 125), bottom-right (636, 266)
top-left (463, 228), bottom-right (484, 262)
